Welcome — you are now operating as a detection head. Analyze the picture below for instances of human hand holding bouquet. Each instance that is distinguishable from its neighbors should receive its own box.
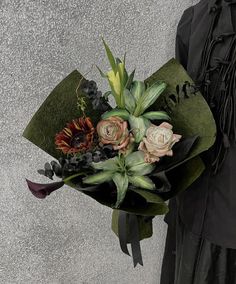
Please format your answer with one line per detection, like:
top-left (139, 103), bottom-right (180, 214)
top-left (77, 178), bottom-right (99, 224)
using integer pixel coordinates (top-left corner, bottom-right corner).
top-left (23, 39), bottom-right (216, 267)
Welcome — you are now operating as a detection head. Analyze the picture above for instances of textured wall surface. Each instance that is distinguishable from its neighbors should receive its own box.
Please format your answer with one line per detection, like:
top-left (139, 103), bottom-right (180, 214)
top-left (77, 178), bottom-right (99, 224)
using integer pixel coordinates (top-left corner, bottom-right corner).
top-left (1, 0), bottom-right (197, 283)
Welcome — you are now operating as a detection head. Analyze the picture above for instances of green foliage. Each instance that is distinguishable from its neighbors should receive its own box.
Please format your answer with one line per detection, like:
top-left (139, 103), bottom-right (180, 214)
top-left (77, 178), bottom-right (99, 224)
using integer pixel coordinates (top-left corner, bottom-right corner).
top-left (128, 176), bottom-right (155, 190)
top-left (22, 52), bottom-right (216, 219)
top-left (128, 115), bottom-right (147, 143)
top-left (123, 89), bottom-right (136, 113)
top-left (133, 81), bottom-right (167, 116)
top-left (142, 111), bottom-right (171, 121)
top-left (98, 40), bottom-right (171, 143)
top-left (101, 108), bottom-right (130, 120)
top-left (113, 173), bottom-right (129, 208)
top-left (144, 58), bottom-right (217, 197)
top-left (83, 151), bottom-right (157, 209)
top-left (102, 37), bottom-right (117, 73)
top-left (131, 81), bottom-right (145, 102)
top-left (22, 71), bottom-right (103, 159)
top-left (98, 39), bottom-right (133, 108)
top-left (101, 79), bottom-right (170, 142)
top-left (83, 171), bottom-right (114, 184)
top-left (111, 210), bottom-right (154, 242)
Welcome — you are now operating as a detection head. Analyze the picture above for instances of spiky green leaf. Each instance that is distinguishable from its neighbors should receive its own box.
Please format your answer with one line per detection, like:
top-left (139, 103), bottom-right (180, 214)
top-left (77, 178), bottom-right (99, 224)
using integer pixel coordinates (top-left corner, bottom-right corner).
top-left (83, 171), bottom-right (114, 185)
top-left (125, 151), bottom-right (146, 168)
top-left (124, 89), bottom-right (136, 113)
top-left (92, 157), bottom-right (120, 171)
top-left (128, 163), bottom-right (155, 175)
top-left (101, 108), bottom-right (130, 120)
top-left (96, 65), bottom-right (108, 78)
top-left (128, 115), bottom-right (147, 142)
top-left (125, 151), bottom-right (154, 174)
top-left (128, 175), bottom-right (155, 190)
top-left (143, 111), bottom-right (171, 121)
top-left (117, 62), bottom-right (125, 86)
top-left (125, 69), bottom-right (136, 89)
top-left (134, 81), bottom-right (167, 116)
top-left (143, 117), bottom-right (152, 129)
top-left (103, 91), bottom-right (112, 100)
top-left (113, 173), bottom-right (129, 208)
top-left (130, 81), bottom-right (145, 102)
top-left (102, 38), bottom-right (117, 73)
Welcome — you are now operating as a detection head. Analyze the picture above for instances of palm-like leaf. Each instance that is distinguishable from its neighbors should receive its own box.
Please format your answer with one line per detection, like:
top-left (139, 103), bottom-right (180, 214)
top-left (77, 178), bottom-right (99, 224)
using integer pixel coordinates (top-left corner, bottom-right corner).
top-left (134, 81), bottom-right (167, 116)
top-left (128, 115), bottom-right (147, 143)
top-left (128, 176), bottom-right (155, 190)
top-left (102, 38), bottom-right (117, 73)
top-left (92, 157), bottom-right (120, 171)
top-left (83, 171), bottom-right (114, 184)
top-left (113, 173), bottom-right (129, 208)
top-left (101, 108), bottom-right (129, 120)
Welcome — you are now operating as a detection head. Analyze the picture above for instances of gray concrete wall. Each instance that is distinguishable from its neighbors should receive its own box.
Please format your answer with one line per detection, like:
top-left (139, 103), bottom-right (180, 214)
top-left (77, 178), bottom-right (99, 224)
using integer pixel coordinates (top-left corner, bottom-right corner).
top-left (1, 0), bottom-right (197, 283)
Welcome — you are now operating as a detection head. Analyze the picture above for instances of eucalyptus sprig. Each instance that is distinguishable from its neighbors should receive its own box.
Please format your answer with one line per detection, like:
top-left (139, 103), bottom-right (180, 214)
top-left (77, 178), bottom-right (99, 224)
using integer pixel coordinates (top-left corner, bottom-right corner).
top-left (83, 151), bottom-right (156, 208)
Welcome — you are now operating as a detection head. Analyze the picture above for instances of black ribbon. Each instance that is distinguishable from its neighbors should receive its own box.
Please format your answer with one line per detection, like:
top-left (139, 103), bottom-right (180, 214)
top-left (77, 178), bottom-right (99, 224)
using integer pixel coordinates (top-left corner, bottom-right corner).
top-left (118, 211), bottom-right (143, 267)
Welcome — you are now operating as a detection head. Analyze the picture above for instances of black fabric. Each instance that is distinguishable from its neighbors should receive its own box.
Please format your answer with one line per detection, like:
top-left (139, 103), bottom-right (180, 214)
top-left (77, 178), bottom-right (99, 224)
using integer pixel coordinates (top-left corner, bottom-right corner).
top-left (161, 1), bottom-right (236, 283)
top-left (164, 0), bottom-right (236, 249)
top-left (161, 212), bottom-right (236, 284)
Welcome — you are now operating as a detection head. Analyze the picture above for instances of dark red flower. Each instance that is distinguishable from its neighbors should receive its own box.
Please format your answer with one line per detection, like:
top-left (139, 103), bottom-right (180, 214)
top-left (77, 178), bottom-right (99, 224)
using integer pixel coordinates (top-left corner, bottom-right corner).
top-left (55, 117), bottom-right (95, 154)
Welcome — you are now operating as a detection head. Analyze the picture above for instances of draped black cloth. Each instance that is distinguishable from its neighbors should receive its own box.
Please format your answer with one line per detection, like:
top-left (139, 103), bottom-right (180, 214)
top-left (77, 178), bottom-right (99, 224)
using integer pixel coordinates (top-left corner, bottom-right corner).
top-left (161, 0), bottom-right (236, 283)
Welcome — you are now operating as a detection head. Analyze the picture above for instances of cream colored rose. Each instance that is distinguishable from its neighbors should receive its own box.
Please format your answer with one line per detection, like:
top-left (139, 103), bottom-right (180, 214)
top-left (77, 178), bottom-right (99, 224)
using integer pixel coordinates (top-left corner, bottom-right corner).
top-left (138, 122), bottom-right (182, 163)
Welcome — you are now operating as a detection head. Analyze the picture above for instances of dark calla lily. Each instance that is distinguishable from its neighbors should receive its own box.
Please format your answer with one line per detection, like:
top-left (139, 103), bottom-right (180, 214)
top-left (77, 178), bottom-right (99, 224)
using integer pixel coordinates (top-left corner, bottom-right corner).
top-left (25, 179), bottom-right (64, 199)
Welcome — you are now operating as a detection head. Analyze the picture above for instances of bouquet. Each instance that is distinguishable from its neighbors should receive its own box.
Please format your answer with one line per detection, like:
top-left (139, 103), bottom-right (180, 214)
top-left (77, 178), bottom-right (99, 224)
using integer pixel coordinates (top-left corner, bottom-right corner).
top-left (23, 39), bottom-right (216, 267)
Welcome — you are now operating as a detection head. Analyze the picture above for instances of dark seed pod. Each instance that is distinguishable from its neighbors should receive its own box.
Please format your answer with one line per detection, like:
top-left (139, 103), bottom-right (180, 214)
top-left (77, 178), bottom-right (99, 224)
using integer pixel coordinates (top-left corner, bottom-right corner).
top-left (50, 161), bottom-right (62, 177)
top-left (81, 152), bottom-right (93, 167)
top-left (102, 145), bottom-right (117, 158)
top-left (37, 169), bottom-right (46, 176)
top-left (44, 162), bottom-right (52, 171)
top-left (82, 80), bottom-right (111, 111)
top-left (58, 157), bottom-right (66, 167)
top-left (92, 150), bottom-right (103, 163)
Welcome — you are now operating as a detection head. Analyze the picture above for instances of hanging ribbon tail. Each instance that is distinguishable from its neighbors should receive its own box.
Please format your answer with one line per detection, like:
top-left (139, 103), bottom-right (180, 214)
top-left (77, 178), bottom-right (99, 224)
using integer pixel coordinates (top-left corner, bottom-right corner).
top-left (118, 211), bottom-right (143, 267)
top-left (118, 211), bottom-right (131, 256)
top-left (128, 214), bottom-right (143, 267)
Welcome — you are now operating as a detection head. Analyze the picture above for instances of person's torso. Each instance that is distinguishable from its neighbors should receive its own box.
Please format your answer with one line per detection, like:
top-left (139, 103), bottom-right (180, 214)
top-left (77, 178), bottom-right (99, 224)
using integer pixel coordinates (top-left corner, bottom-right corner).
top-left (177, 0), bottom-right (236, 248)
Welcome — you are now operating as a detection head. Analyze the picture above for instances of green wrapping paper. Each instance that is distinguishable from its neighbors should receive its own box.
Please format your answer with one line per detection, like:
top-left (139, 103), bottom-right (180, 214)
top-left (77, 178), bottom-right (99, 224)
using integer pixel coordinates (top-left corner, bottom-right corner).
top-left (23, 70), bottom-right (103, 159)
top-left (22, 59), bottom-right (216, 247)
top-left (111, 59), bottom-right (216, 240)
top-left (111, 210), bottom-right (153, 242)
top-left (145, 59), bottom-right (216, 160)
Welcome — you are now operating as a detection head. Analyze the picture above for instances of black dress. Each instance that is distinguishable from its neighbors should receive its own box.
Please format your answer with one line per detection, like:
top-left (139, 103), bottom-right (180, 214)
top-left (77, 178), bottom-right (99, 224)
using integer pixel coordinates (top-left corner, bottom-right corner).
top-left (160, 0), bottom-right (236, 283)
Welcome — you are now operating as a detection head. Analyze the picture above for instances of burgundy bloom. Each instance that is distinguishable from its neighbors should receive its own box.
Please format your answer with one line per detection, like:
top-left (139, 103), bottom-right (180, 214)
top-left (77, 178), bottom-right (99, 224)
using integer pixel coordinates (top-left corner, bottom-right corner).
top-left (26, 179), bottom-right (64, 199)
top-left (55, 117), bottom-right (95, 154)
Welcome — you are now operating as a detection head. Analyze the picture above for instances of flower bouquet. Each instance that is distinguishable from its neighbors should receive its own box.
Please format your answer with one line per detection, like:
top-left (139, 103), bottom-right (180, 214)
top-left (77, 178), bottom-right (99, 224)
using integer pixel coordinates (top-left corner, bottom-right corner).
top-left (23, 40), bottom-right (216, 267)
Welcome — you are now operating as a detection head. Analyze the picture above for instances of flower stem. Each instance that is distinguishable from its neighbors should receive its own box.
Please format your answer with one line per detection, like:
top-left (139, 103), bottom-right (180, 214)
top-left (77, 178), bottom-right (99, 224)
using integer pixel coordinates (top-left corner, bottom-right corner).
top-left (63, 173), bottom-right (85, 183)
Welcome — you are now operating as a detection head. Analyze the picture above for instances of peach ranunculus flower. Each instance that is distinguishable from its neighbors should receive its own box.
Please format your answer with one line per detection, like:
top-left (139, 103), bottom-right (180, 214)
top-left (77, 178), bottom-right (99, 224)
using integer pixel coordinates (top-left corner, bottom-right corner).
top-left (138, 122), bottom-right (182, 163)
top-left (96, 116), bottom-right (133, 151)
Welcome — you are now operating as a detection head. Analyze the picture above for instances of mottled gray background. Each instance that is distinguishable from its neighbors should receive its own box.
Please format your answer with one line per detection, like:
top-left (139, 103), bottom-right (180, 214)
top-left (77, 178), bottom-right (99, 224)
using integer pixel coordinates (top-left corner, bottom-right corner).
top-left (1, 0), bottom-right (197, 283)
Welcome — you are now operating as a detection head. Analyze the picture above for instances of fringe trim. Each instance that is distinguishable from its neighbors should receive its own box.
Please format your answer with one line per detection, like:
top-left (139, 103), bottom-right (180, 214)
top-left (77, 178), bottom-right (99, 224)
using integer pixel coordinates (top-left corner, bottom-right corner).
top-left (196, 7), bottom-right (236, 175)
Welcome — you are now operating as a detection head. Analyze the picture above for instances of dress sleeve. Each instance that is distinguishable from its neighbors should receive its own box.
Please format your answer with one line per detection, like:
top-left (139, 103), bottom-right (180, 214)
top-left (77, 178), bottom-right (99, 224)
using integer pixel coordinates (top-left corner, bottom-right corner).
top-left (175, 6), bottom-right (194, 69)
